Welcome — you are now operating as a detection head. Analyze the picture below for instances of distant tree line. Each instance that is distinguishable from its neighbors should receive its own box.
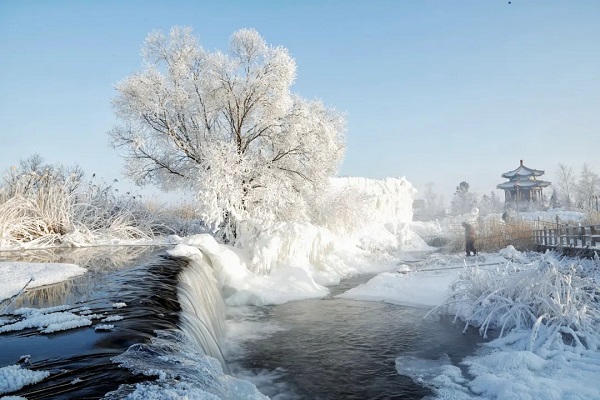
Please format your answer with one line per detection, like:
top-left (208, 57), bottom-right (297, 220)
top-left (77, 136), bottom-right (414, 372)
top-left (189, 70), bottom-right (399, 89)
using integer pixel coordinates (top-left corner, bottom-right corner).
top-left (414, 181), bottom-right (503, 220)
top-left (414, 162), bottom-right (600, 221)
top-left (553, 163), bottom-right (600, 211)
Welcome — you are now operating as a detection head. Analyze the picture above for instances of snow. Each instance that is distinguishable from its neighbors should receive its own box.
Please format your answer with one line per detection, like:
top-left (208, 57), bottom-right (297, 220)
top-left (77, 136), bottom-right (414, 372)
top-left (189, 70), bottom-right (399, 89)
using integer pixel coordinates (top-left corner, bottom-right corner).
top-left (338, 270), bottom-right (459, 308)
top-left (397, 338), bottom-right (600, 400)
top-left (1, 175), bottom-right (598, 400)
top-left (106, 331), bottom-right (268, 400)
top-left (328, 226), bottom-right (600, 400)
top-left (171, 218), bottom-right (428, 306)
top-left (163, 177), bottom-right (431, 306)
top-left (101, 315), bottom-right (124, 322)
top-left (0, 307), bottom-right (93, 334)
top-left (0, 365), bottom-right (50, 395)
top-left (0, 262), bottom-right (86, 303)
top-left (95, 324), bottom-right (115, 331)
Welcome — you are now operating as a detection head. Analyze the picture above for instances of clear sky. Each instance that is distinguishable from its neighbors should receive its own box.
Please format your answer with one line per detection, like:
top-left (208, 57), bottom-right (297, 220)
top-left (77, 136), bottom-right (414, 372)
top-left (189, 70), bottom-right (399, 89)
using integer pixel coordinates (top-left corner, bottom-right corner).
top-left (1, 1), bottom-right (599, 205)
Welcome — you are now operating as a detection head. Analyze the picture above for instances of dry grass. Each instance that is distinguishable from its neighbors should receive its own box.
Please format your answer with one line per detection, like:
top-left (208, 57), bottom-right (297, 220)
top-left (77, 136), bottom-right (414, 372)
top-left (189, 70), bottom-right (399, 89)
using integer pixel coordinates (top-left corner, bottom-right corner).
top-left (446, 219), bottom-right (537, 254)
top-left (582, 210), bottom-right (600, 225)
top-left (0, 172), bottom-right (160, 248)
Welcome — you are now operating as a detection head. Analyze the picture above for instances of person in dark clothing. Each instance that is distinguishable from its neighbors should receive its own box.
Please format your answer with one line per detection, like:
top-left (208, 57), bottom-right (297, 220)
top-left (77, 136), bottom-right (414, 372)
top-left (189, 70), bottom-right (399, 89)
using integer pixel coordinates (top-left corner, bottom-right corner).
top-left (462, 222), bottom-right (477, 256)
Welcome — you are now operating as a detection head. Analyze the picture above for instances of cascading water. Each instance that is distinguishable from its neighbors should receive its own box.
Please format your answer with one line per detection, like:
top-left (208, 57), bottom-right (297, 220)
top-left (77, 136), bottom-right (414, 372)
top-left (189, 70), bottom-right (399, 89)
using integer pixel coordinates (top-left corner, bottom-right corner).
top-left (176, 255), bottom-right (229, 371)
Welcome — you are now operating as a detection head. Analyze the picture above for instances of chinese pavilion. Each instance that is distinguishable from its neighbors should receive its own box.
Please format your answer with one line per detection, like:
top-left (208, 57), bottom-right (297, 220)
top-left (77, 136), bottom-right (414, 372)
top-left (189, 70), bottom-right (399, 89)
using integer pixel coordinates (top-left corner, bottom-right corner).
top-left (497, 160), bottom-right (551, 208)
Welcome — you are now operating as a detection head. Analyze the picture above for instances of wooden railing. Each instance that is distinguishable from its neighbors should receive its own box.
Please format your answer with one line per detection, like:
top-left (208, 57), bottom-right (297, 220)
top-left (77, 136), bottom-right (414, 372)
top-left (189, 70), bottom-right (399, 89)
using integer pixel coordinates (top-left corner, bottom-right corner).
top-left (533, 224), bottom-right (600, 254)
top-left (422, 217), bottom-right (588, 254)
top-left (419, 216), bottom-right (600, 257)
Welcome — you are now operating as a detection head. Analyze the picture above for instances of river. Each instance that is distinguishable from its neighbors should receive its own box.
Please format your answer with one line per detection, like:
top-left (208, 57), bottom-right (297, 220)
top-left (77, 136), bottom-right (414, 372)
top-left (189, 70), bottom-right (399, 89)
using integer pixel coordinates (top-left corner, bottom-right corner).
top-left (0, 247), bottom-right (483, 399)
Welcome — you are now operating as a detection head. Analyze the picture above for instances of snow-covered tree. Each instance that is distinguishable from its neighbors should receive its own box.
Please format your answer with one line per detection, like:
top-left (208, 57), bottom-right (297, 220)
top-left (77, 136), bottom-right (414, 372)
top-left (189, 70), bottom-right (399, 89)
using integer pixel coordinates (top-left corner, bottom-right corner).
top-left (575, 163), bottom-right (600, 210)
top-left (109, 27), bottom-right (345, 239)
top-left (555, 163), bottom-right (576, 208)
top-left (414, 182), bottom-right (445, 220)
top-left (451, 181), bottom-right (476, 215)
top-left (549, 190), bottom-right (561, 208)
top-left (479, 191), bottom-right (502, 215)
top-left (2, 154), bottom-right (83, 199)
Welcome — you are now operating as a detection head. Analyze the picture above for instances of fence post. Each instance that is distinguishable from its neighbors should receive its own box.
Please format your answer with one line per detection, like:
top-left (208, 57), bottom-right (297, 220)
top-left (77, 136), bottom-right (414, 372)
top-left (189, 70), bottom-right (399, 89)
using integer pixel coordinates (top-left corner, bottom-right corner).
top-left (559, 227), bottom-right (563, 248)
top-left (543, 227), bottom-right (547, 247)
top-left (592, 225), bottom-right (597, 247)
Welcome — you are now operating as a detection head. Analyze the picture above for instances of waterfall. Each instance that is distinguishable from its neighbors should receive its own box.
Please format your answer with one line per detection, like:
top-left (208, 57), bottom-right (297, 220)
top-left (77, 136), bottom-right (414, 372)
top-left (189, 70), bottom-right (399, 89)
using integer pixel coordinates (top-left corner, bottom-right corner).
top-left (176, 256), bottom-right (229, 372)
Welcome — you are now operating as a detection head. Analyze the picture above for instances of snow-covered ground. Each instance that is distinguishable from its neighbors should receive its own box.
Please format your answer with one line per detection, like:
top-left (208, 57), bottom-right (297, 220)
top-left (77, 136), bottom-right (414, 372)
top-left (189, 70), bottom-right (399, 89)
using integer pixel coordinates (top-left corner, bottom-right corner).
top-left (0, 262), bottom-right (86, 303)
top-left (343, 247), bottom-right (600, 399)
top-left (1, 174), bottom-right (598, 399)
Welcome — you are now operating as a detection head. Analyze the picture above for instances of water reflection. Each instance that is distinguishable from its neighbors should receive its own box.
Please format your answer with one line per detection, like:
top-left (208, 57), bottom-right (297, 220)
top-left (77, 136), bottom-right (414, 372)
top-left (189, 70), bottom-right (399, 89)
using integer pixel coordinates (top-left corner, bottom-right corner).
top-left (0, 245), bottom-right (159, 270)
top-left (0, 246), bottom-right (163, 311)
top-left (0, 247), bottom-right (185, 399)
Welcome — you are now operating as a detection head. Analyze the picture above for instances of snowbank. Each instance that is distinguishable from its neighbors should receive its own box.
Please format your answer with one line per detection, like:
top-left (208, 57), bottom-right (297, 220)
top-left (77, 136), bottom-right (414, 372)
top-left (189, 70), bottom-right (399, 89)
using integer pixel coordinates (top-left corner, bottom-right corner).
top-left (166, 176), bottom-right (430, 306)
top-left (170, 222), bottom-right (430, 307)
top-left (324, 177), bottom-right (424, 250)
top-left (329, 177), bottom-right (415, 230)
top-left (338, 253), bottom-right (509, 308)
top-left (386, 248), bottom-right (600, 399)
top-left (396, 334), bottom-right (600, 399)
top-left (338, 270), bottom-right (458, 308)
top-left (0, 365), bottom-right (50, 395)
top-left (519, 208), bottom-right (586, 224)
top-left (0, 262), bottom-right (86, 303)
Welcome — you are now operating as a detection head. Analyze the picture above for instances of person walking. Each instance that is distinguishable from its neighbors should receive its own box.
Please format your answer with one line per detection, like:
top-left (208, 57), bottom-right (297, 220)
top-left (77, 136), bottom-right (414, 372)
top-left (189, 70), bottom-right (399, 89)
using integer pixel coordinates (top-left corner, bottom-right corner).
top-left (462, 221), bottom-right (477, 256)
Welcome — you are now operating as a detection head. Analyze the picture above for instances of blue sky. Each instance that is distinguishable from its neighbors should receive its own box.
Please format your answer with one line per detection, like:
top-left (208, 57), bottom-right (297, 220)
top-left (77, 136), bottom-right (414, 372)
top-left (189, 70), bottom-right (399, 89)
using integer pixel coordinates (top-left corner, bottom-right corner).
top-left (1, 1), bottom-right (599, 204)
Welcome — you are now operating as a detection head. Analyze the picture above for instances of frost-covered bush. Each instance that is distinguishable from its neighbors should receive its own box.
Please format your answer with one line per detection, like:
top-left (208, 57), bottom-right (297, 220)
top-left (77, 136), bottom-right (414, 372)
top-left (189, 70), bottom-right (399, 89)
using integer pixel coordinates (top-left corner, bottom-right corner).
top-left (154, 202), bottom-right (209, 237)
top-left (433, 252), bottom-right (600, 352)
top-left (310, 185), bottom-right (374, 235)
top-left (0, 157), bottom-right (162, 248)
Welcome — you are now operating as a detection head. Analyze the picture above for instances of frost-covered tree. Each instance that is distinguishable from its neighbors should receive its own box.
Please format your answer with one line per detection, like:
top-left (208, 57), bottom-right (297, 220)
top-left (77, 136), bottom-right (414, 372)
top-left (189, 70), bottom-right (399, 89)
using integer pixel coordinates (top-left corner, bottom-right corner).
top-left (109, 27), bottom-right (345, 238)
top-left (479, 191), bottom-right (502, 216)
top-left (2, 154), bottom-right (83, 199)
top-left (416, 182), bottom-right (445, 220)
top-left (549, 190), bottom-right (561, 208)
top-left (451, 181), bottom-right (476, 215)
top-left (575, 163), bottom-right (600, 210)
top-left (555, 163), bottom-right (576, 208)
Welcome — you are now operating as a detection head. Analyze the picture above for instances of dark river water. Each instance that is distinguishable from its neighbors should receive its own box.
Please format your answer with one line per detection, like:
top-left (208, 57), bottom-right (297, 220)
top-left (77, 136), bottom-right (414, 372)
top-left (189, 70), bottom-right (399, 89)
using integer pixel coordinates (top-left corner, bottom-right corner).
top-left (227, 274), bottom-right (484, 400)
top-left (0, 248), bottom-right (484, 399)
top-left (0, 246), bottom-right (181, 399)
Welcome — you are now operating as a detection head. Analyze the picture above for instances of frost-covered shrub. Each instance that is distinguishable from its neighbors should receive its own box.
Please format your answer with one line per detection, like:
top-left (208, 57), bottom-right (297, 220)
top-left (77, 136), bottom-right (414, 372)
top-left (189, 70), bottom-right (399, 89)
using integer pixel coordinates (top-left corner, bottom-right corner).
top-left (74, 180), bottom-right (169, 239)
top-left (433, 252), bottom-right (600, 352)
top-left (313, 177), bottom-right (415, 237)
top-left (310, 186), bottom-right (374, 235)
top-left (154, 202), bottom-right (209, 237)
top-left (0, 158), bottom-right (162, 248)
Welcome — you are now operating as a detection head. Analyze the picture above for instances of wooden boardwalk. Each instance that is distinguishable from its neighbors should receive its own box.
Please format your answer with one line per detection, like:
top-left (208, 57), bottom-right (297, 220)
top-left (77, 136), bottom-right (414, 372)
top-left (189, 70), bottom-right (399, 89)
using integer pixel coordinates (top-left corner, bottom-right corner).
top-left (533, 223), bottom-right (600, 257)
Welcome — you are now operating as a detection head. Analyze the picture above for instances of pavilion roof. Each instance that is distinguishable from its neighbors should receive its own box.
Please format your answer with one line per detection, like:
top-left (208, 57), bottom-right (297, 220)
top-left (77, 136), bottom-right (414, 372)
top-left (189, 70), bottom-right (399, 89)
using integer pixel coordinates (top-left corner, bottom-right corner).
top-left (501, 160), bottom-right (545, 179)
top-left (497, 180), bottom-right (551, 190)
